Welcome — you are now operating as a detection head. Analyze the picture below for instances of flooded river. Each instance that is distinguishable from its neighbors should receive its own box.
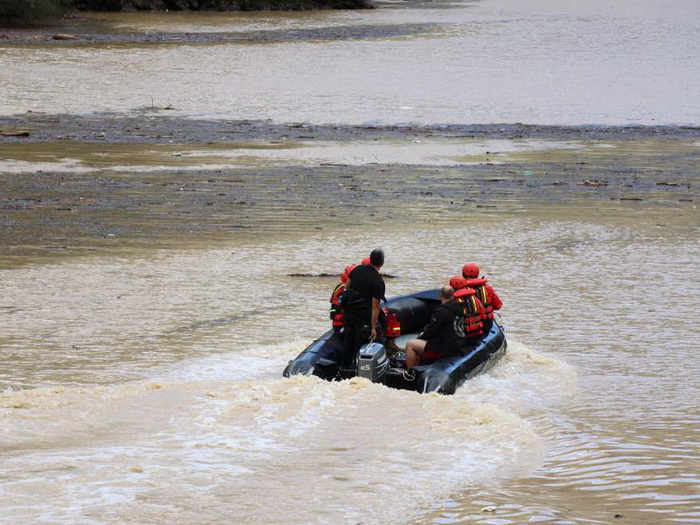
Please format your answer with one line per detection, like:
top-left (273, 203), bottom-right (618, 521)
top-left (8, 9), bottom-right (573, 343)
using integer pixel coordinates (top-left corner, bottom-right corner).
top-left (1, 0), bottom-right (700, 524)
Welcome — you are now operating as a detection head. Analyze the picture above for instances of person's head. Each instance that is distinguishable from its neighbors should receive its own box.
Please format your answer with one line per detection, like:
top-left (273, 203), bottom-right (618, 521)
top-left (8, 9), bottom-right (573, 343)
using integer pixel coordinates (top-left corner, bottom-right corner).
top-left (462, 262), bottom-right (480, 279)
top-left (449, 275), bottom-right (468, 290)
top-left (369, 248), bottom-right (384, 269)
top-left (361, 257), bottom-right (371, 266)
top-left (341, 264), bottom-right (356, 284)
top-left (440, 285), bottom-right (454, 303)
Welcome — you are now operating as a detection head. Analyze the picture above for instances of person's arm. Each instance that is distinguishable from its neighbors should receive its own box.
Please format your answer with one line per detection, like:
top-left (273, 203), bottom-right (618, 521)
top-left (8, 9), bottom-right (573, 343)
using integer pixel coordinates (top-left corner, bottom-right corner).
top-left (370, 297), bottom-right (380, 340)
top-left (370, 276), bottom-right (385, 340)
top-left (419, 309), bottom-right (446, 340)
top-left (487, 285), bottom-right (502, 310)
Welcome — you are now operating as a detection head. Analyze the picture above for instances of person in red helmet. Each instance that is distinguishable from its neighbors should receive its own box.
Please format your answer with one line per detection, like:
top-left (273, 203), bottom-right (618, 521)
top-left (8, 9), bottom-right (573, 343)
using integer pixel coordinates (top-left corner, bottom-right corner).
top-left (361, 257), bottom-right (371, 266)
top-left (329, 265), bottom-right (356, 335)
top-left (449, 276), bottom-right (485, 342)
top-left (461, 263), bottom-right (502, 333)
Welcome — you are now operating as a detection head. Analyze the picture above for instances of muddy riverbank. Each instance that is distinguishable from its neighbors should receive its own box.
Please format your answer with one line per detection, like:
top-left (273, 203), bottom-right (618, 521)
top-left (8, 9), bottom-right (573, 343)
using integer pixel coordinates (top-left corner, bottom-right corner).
top-left (3, 113), bottom-right (700, 144)
top-left (0, 21), bottom-right (435, 45)
top-left (1, 114), bottom-right (697, 269)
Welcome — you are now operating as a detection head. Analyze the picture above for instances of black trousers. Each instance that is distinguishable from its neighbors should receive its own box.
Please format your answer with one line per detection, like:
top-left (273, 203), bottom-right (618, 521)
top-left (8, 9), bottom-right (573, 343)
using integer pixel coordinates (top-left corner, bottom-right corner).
top-left (340, 320), bottom-right (370, 370)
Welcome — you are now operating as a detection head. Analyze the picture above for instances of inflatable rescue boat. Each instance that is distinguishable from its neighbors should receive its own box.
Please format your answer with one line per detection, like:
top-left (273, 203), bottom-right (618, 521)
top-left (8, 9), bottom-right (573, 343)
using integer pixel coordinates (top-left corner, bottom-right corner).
top-left (283, 289), bottom-right (506, 395)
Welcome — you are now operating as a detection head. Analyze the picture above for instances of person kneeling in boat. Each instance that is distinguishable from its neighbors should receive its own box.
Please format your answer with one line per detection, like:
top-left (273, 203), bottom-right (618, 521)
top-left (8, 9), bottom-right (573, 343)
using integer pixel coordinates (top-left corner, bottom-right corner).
top-left (405, 285), bottom-right (471, 370)
top-left (461, 262), bottom-right (503, 333)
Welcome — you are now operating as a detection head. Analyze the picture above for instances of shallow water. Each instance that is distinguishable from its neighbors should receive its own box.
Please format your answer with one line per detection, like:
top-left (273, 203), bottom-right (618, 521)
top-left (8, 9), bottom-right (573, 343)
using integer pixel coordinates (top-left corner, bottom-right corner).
top-left (0, 137), bottom-right (577, 173)
top-left (2, 0), bottom-right (700, 124)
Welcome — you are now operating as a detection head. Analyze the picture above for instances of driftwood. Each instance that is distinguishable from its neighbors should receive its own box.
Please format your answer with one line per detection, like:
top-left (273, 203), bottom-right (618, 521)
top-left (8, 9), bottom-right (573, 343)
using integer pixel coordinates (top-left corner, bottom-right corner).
top-left (0, 131), bottom-right (30, 137)
top-left (287, 272), bottom-right (398, 279)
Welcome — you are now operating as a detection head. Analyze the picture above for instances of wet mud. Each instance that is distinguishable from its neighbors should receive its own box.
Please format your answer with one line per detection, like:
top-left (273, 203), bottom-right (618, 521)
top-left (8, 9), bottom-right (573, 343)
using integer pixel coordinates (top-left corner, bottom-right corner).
top-left (1, 114), bottom-right (698, 269)
top-left (3, 113), bottom-right (700, 144)
top-left (0, 22), bottom-right (440, 45)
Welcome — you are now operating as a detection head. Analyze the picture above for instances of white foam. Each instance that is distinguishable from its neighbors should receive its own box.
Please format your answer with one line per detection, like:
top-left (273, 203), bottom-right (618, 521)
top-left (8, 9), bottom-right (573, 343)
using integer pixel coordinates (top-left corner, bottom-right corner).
top-left (0, 340), bottom-right (561, 524)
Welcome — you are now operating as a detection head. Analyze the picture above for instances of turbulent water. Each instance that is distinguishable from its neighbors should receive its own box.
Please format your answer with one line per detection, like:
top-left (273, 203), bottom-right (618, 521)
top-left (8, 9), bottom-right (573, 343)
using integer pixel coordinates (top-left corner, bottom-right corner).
top-left (1, 219), bottom-right (698, 524)
top-left (1, 0), bottom-right (700, 524)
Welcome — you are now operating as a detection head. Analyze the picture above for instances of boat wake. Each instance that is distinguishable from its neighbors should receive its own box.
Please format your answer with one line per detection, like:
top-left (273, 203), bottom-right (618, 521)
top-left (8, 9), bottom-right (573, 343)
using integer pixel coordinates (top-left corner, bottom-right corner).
top-left (0, 339), bottom-right (574, 524)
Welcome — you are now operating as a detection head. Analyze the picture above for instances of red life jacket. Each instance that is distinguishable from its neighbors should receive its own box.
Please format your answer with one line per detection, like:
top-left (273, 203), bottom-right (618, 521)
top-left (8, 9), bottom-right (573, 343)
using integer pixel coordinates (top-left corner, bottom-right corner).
top-left (330, 283), bottom-right (345, 327)
top-left (464, 278), bottom-right (494, 321)
top-left (383, 308), bottom-right (401, 338)
top-left (454, 288), bottom-right (484, 338)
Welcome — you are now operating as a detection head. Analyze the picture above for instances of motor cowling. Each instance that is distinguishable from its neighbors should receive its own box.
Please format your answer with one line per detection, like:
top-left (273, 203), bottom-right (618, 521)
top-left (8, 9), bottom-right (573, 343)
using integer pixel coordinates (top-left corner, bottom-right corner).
top-left (357, 342), bottom-right (389, 383)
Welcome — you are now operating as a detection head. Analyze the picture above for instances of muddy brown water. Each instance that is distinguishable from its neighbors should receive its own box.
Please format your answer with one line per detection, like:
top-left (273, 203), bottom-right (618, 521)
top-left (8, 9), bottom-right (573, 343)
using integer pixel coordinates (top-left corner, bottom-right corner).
top-left (1, 0), bottom-right (700, 524)
top-left (2, 0), bottom-right (700, 124)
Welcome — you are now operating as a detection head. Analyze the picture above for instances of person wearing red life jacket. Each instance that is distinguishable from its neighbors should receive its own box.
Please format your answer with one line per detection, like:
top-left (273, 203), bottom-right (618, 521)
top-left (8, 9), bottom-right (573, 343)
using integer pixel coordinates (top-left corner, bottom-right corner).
top-left (405, 285), bottom-right (469, 371)
top-left (461, 263), bottom-right (502, 333)
top-left (361, 257), bottom-right (371, 266)
top-left (329, 265), bottom-right (356, 335)
top-left (449, 276), bottom-right (485, 342)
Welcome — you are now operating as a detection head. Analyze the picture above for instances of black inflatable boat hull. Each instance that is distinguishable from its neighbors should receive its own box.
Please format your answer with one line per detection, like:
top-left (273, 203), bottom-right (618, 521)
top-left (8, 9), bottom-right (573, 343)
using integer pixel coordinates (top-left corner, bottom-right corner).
top-left (283, 289), bottom-right (506, 395)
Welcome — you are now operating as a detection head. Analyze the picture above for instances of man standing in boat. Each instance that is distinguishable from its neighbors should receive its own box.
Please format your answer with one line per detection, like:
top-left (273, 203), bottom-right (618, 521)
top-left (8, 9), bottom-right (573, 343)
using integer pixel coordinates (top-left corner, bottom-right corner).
top-left (340, 248), bottom-right (386, 371)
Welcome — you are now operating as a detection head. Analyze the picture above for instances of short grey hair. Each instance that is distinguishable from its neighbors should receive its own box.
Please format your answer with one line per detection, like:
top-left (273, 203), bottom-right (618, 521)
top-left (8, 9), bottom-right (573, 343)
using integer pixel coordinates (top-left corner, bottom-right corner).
top-left (440, 285), bottom-right (454, 300)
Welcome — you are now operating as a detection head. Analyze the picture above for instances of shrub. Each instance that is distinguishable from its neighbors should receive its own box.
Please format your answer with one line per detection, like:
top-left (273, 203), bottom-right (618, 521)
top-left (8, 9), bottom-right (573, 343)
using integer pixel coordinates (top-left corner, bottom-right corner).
top-left (0, 0), bottom-right (66, 19)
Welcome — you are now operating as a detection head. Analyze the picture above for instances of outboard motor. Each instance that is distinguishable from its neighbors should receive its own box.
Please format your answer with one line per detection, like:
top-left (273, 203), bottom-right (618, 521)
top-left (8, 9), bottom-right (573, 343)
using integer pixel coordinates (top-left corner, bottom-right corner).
top-left (357, 342), bottom-right (390, 383)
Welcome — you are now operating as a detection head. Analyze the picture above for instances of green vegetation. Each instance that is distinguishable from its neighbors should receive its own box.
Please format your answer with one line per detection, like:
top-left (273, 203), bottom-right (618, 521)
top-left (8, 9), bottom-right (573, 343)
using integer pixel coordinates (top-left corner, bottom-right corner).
top-left (0, 0), bottom-right (67, 19)
top-left (71, 0), bottom-right (371, 11)
top-left (0, 0), bottom-right (369, 20)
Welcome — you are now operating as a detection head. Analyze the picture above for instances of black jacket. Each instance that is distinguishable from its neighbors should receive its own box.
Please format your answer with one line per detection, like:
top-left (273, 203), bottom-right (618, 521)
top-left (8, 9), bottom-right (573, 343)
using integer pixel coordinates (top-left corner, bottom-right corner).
top-left (342, 265), bottom-right (385, 323)
top-left (419, 300), bottom-right (467, 355)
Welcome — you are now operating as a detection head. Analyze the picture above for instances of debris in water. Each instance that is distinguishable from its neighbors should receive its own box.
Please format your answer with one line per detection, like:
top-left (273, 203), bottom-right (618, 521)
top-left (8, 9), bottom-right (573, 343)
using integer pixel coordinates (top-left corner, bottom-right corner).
top-left (287, 272), bottom-right (398, 279)
top-left (1, 131), bottom-right (30, 137)
top-left (581, 179), bottom-right (608, 186)
top-left (481, 505), bottom-right (497, 512)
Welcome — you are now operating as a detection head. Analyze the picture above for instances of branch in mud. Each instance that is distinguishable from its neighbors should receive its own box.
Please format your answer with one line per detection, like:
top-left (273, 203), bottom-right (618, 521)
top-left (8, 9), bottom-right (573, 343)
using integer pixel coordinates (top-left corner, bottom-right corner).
top-left (287, 273), bottom-right (398, 279)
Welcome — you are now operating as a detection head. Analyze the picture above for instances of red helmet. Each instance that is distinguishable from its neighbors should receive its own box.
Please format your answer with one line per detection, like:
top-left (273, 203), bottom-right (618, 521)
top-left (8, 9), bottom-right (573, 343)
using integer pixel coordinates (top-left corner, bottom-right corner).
top-left (449, 275), bottom-right (469, 290)
top-left (361, 257), bottom-right (371, 266)
top-left (341, 264), bottom-right (356, 283)
top-left (462, 263), bottom-right (480, 279)
top-left (340, 264), bottom-right (356, 284)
